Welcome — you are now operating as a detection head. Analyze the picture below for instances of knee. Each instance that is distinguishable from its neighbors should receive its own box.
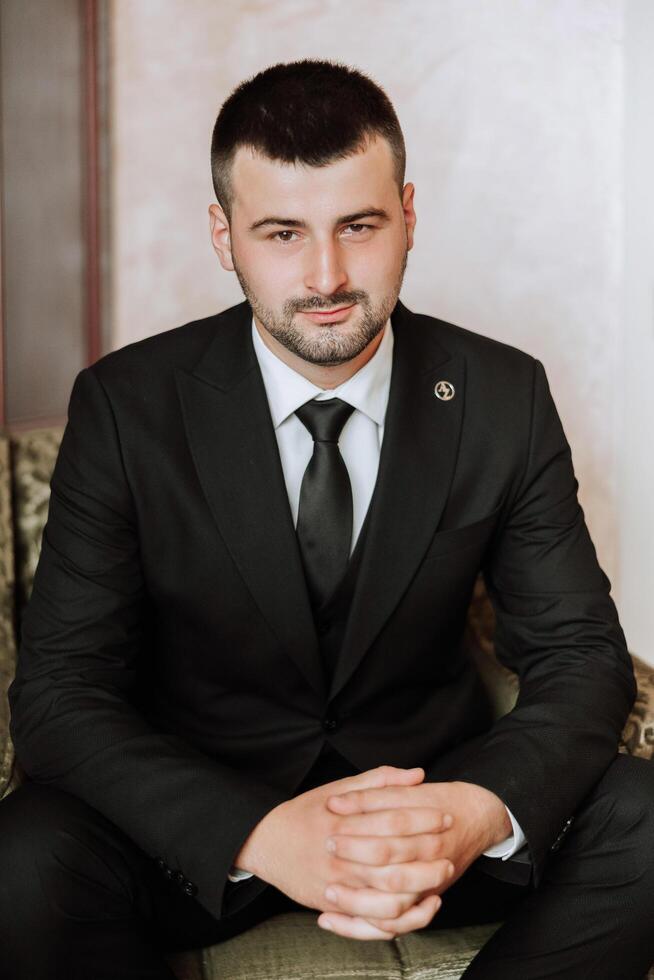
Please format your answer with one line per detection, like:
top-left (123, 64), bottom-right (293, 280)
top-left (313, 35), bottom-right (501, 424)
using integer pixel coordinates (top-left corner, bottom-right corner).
top-left (0, 784), bottom-right (76, 895)
top-left (596, 753), bottom-right (654, 815)
top-left (0, 782), bottom-right (126, 918)
top-left (1, 780), bottom-right (82, 844)
top-left (579, 754), bottom-right (654, 854)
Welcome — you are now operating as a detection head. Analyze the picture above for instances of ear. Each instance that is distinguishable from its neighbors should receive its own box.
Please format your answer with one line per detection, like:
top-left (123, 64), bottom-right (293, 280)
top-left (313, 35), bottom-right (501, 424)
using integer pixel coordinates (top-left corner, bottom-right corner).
top-left (208, 203), bottom-right (234, 271)
top-left (402, 182), bottom-right (416, 251)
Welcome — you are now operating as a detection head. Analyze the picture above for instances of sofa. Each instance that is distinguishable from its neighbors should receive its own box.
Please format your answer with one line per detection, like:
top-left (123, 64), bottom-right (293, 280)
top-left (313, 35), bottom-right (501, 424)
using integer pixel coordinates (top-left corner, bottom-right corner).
top-left (1, 426), bottom-right (653, 980)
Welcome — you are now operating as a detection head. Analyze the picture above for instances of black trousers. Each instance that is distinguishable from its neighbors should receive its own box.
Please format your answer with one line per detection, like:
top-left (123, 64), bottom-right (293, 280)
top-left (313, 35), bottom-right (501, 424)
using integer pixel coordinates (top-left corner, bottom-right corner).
top-left (0, 754), bottom-right (653, 980)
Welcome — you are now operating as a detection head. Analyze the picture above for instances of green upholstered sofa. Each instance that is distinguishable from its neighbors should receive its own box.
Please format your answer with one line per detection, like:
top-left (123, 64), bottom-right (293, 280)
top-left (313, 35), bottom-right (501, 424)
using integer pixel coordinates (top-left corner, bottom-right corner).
top-left (1, 426), bottom-right (653, 980)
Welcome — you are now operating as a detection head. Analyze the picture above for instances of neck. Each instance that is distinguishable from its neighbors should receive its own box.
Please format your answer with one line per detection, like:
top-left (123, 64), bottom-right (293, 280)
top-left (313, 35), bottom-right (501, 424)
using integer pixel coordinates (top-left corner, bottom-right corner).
top-left (253, 318), bottom-right (385, 389)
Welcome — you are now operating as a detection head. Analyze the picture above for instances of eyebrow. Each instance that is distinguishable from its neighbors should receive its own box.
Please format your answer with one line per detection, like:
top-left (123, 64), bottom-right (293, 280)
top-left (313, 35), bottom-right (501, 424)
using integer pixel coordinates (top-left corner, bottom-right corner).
top-left (248, 207), bottom-right (391, 232)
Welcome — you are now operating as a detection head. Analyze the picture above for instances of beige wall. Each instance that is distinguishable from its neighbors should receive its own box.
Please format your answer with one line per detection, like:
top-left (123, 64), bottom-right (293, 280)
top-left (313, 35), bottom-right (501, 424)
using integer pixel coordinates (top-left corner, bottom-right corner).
top-left (109, 1), bottom-right (652, 661)
top-left (619, 0), bottom-right (654, 664)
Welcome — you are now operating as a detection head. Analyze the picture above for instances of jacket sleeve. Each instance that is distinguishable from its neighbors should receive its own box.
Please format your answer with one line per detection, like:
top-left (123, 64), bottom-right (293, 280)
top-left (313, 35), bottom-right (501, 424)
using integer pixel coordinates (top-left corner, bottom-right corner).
top-left (8, 366), bottom-right (285, 920)
top-left (434, 358), bottom-right (636, 885)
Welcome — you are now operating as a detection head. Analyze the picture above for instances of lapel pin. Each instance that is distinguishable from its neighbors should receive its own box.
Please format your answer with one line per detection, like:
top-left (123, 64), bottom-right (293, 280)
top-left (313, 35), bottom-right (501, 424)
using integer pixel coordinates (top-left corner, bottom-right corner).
top-left (434, 380), bottom-right (455, 401)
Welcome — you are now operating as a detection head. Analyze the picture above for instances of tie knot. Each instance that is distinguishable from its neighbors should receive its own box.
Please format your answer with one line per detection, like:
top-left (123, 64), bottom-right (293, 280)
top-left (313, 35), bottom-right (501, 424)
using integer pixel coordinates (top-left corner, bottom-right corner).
top-left (295, 398), bottom-right (355, 443)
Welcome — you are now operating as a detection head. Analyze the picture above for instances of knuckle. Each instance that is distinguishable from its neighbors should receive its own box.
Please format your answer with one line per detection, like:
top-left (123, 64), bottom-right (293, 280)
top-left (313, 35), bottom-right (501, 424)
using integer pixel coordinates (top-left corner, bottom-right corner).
top-left (329, 893), bottom-right (347, 913)
top-left (378, 918), bottom-right (405, 936)
top-left (385, 867), bottom-right (405, 892)
top-left (438, 860), bottom-right (454, 885)
top-left (429, 835), bottom-right (441, 857)
top-left (396, 910), bottom-right (417, 933)
top-left (419, 905), bottom-right (434, 927)
top-left (326, 854), bottom-right (341, 876)
top-left (373, 840), bottom-right (391, 864)
top-left (327, 818), bottom-right (341, 839)
top-left (390, 810), bottom-right (408, 835)
top-left (390, 896), bottom-right (406, 918)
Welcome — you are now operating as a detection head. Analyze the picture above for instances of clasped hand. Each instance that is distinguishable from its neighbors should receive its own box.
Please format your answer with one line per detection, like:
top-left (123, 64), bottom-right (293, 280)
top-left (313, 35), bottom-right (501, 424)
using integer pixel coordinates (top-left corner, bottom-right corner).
top-left (319, 768), bottom-right (510, 939)
top-left (235, 765), bottom-right (510, 941)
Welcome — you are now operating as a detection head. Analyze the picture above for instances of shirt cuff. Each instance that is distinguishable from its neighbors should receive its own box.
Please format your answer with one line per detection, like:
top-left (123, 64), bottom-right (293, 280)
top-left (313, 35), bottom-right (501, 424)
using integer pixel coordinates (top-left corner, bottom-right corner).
top-left (227, 866), bottom-right (255, 882)
top-left (481, 806), bottom-right (526, 860)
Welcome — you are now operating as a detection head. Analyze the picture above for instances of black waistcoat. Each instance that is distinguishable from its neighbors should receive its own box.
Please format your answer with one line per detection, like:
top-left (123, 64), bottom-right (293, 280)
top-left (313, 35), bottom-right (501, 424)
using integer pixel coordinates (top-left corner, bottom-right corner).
top-left (295, 506), bottom-right (373, 793)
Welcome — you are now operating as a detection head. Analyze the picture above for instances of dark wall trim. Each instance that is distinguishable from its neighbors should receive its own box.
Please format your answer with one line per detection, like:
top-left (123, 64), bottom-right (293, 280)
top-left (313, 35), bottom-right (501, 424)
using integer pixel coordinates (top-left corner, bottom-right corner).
top-left (0, 0), bottom-right (109, 432)
top-left (0, 3), bottom-right (5, 428)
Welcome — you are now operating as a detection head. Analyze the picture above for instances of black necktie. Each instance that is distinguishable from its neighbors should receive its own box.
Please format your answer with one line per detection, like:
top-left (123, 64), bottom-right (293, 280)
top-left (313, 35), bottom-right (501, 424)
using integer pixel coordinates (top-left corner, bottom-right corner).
top-left (295, 398), bottom-right (355, 611)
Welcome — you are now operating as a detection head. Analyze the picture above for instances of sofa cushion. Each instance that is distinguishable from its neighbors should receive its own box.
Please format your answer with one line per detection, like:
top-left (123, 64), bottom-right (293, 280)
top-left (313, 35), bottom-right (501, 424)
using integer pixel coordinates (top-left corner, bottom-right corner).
top-left (10, 427), bottom-right (64, 620)
top-left (195, 912), bottom-right (500, 980)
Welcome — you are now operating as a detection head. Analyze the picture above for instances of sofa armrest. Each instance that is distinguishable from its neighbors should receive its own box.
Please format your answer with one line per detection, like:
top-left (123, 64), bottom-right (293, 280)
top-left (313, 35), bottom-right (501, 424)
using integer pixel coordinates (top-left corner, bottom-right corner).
top-left (0, 430), bottom-right (17, 799)
top-left (466, 575), bottom-right (654, 763)
top-left (620, 653), bottom-right (654, 760)
top-left (0, 654), bottom-right (16, 800)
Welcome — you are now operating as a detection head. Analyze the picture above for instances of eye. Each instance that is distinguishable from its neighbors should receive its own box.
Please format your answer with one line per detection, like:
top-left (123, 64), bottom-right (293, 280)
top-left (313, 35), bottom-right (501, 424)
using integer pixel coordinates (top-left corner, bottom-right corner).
top-left (343, 223), bottom-right (373, 235)
top-left (271, 230), bottom-right (300, 243)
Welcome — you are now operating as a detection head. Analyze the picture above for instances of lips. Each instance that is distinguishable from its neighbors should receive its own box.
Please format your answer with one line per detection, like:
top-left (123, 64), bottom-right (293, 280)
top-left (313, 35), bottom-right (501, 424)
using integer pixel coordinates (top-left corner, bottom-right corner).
top-left (301, 304), bottom-right (356, 322)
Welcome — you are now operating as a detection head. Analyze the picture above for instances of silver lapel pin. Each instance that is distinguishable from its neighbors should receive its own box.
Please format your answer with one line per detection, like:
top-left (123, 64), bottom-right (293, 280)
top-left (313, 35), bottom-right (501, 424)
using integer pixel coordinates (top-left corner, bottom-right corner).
top-left (434, 380), bottom-right (455, 401)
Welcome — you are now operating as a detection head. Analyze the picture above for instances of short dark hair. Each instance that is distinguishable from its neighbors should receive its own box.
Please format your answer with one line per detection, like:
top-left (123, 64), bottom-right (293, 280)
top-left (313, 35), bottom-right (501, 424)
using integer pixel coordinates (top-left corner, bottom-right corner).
top-left (210, 59), bottom-right (406, 222)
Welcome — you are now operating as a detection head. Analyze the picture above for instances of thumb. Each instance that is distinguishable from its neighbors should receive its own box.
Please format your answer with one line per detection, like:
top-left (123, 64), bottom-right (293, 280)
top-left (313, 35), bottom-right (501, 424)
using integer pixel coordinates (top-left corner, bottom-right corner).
top-left (331, 765), bottom-right (425, 794)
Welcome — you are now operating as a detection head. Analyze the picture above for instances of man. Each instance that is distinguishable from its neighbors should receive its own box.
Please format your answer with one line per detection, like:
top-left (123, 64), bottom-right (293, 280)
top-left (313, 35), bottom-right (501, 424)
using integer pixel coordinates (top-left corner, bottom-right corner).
top-left (1, 59), bottom-right (652, 979)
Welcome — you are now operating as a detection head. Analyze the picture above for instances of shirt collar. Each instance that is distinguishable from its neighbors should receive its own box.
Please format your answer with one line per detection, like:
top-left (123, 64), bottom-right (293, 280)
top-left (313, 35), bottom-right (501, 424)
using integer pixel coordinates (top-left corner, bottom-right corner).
top-left (251, 316), bottom-right (394, 430)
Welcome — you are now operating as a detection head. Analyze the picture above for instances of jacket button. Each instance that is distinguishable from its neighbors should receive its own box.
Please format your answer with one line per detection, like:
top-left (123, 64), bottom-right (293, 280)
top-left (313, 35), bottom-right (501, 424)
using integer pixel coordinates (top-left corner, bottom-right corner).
top-left (155, 857), bottom-right (166, 872)
top-left (323, 717), bottom-right (338, 732)
top-left (182, 880), bottom-right (198, 897)
top-left (317, 621), bottom-right (331, 634)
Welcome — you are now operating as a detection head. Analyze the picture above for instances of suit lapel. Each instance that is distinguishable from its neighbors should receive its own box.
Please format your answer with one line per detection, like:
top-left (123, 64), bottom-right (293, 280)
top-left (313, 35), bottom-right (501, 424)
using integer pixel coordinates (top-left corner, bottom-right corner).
top-left (174, 299), bottom-right (465, 705)
top-left (175, 302), bottom-right (326, 700)
top-left (328, 300), bottom-right (466, 701)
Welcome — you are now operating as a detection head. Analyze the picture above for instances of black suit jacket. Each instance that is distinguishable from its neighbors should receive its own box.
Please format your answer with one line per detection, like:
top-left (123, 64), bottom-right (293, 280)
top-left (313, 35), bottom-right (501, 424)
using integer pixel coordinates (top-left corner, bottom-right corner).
top-left (9, 298), bottom-right (635, 920)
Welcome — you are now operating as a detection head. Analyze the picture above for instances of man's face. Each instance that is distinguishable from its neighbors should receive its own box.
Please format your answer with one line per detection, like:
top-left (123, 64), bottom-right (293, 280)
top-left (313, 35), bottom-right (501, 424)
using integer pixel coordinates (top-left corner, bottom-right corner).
top-left (209, 136), bottom-right (416, 366)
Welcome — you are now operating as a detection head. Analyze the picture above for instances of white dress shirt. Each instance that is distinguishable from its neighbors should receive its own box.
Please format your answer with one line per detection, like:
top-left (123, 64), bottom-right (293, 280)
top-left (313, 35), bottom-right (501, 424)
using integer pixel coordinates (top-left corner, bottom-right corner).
top-left (227, 317), bottom-right (525, 882)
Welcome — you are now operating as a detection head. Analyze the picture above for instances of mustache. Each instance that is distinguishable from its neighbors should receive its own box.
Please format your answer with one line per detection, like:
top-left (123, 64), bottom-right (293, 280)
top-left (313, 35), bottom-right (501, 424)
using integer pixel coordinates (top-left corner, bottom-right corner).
top-left (288, 291), bottom-right (368, 313)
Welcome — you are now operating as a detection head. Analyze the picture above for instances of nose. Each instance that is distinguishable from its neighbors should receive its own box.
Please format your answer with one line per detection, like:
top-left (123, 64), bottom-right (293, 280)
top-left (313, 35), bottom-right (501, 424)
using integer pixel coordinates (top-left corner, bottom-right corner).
top-left (303, 238), bottom-right (348, 299)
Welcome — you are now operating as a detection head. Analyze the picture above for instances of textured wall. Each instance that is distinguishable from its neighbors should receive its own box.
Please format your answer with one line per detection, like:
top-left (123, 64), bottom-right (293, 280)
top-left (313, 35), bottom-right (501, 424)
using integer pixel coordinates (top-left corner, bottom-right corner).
top-left (619, 0), bottom-right (654, 663)
top-left (110, 1), bottom-right (635, 645)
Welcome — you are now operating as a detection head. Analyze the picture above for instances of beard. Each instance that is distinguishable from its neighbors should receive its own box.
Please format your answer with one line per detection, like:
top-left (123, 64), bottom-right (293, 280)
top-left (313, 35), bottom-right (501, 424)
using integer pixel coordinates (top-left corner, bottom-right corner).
top-left (231, 249), bottom-right (408, 366)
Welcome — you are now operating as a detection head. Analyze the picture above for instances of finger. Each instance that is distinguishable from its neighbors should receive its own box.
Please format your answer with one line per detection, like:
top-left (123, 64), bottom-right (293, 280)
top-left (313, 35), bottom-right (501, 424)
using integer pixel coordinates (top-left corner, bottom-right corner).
top-left (324, 883), bottom-right (418, 919)
top-left (332, 766), bottom-right (425, 794)
top-left (345, 858), bottom-right (455, 894)
top-left (335, 806), bottom-right (445, 838)
top-left (327, 830), bottom-right (452, 866)
top-left (327, 785), bottom-right (450, 814)
top-left (317, 912), bottom-right (396, 941)
top-left (364, 892), bottom-right (442, 936)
